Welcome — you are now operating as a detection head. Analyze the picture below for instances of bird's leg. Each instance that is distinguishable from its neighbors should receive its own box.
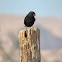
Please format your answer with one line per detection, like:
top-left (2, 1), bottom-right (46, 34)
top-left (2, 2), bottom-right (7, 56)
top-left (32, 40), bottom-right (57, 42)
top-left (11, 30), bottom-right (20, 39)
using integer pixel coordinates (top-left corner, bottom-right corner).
top-left (26, 26), bottom-right (27, 31)
top-left (32, 26), bottom-right (34, 30)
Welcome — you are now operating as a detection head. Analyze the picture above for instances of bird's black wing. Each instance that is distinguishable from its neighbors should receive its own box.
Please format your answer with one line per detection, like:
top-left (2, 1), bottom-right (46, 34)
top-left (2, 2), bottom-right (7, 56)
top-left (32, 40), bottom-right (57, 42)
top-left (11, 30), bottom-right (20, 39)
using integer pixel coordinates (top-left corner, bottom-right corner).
top-left (24, 14), bottom-right (35, 27)
top-left (24, 15), bottom-right (35, 22)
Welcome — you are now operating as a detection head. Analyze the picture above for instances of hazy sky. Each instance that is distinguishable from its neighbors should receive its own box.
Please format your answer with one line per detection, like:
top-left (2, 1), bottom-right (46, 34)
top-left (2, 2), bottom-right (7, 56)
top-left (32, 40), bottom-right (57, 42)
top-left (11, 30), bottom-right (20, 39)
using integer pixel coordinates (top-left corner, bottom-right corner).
top-left (0, 0), bottom-right (62, 17)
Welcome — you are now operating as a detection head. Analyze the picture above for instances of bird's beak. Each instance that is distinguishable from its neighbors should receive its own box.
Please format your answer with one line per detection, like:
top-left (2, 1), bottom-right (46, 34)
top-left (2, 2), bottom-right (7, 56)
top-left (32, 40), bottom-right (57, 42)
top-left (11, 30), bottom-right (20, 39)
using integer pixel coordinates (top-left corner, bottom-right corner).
top-left (34, 14), bottom-right (36, 16)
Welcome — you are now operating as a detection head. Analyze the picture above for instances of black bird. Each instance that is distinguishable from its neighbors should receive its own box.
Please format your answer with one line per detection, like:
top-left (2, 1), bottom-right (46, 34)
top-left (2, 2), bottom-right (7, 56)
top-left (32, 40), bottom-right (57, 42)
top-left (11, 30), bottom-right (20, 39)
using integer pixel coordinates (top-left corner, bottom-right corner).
top-left (24, 11), bottom-right (36, 38)
top-left (24, 11), bottom-right (36, 27)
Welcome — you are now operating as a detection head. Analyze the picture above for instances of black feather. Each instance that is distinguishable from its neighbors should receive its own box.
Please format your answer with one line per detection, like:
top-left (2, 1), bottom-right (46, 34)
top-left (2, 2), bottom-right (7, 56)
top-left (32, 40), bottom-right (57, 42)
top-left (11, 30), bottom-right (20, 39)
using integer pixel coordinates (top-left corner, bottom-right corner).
top-left (24, 11), bottom-right (36, 27)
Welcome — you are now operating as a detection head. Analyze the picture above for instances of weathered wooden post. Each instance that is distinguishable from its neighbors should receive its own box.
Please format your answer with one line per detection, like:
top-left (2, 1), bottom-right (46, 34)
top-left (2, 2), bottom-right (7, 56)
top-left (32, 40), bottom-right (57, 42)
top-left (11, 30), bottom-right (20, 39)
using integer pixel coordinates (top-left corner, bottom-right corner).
top-left (18, 28), bottom-right (40, 62)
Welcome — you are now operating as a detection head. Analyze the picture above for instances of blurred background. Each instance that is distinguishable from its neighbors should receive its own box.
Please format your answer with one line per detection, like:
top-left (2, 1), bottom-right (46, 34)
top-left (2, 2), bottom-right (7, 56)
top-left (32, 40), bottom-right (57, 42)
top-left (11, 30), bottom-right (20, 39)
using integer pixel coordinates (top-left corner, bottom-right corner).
top-left (0, 0), bottom-right (62, 62)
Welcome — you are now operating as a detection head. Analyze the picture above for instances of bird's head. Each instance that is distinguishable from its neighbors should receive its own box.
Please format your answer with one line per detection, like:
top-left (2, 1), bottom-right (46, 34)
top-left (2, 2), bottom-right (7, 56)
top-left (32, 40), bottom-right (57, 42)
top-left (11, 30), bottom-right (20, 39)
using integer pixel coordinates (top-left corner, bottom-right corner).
top-left (28, 11), bottom-right (36, 16)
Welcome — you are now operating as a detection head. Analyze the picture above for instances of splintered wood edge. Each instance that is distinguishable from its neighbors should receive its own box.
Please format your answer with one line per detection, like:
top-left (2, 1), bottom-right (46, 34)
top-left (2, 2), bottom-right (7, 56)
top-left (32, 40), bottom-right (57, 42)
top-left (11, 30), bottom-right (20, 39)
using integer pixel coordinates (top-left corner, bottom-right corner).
top-left (18, 28), bottom-right (40, 34)
top-left (18, 28), bottom-right (40, 41)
